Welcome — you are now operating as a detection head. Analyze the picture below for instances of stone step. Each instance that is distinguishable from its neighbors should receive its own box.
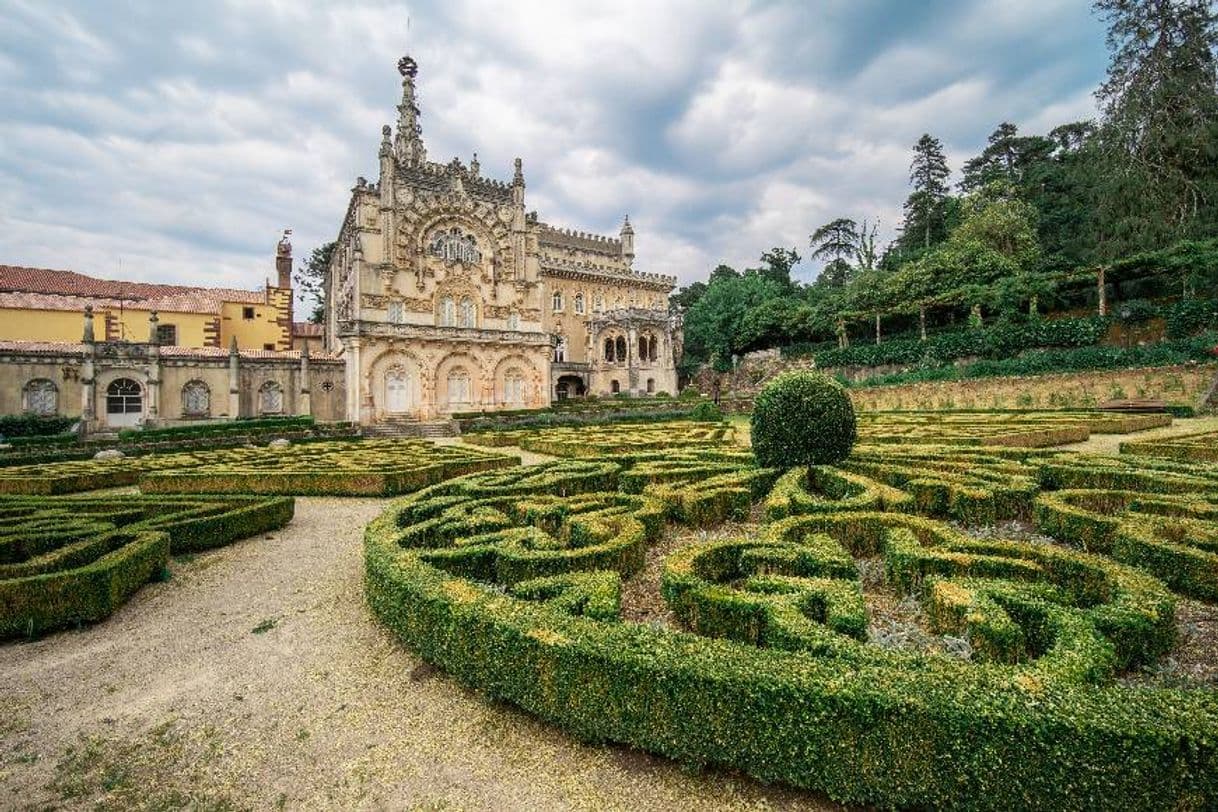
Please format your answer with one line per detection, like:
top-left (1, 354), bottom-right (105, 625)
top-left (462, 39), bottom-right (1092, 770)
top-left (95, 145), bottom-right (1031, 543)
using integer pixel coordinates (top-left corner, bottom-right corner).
top-left (362, 419), bottom-right (459, 439)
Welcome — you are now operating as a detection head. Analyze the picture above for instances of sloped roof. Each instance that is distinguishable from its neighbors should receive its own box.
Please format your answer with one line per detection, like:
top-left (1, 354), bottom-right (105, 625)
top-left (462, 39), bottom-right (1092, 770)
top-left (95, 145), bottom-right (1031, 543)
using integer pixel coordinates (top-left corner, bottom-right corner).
top-left (0, 339), bottom-right (341, 361)
top-left (0, 265), bottom-right (266, 315)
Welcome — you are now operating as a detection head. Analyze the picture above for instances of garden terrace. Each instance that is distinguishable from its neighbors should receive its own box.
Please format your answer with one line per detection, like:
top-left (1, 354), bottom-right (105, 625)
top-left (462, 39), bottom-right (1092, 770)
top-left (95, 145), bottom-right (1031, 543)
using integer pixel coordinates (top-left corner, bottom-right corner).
top-left (366, 424), bottom-right (1218, 809)
top-left (1121, 429), bottom-right (1218, 463)
top-left (856, 409), bottom-right (1173, 447)
top-left (0, 439), bottom-right (518, 496)
top-left (0, 493), bottom-right (292, 637)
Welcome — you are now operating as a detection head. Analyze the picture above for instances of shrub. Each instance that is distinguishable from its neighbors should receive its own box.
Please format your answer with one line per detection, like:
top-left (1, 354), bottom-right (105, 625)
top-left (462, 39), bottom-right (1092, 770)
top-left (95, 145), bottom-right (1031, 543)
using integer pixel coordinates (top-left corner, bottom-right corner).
top-left (0, 414), bottom-right (76, 438)
top-left (751, 372), bottom-right (856, 467)
top-left (689, 400), bottom-right (723, 422)
top-left (678, 386), bottom-right (702, 400)
top-left (0, 493), bottom-right (293, 637)
top-left (364, 432), bottom-right (1218, 809)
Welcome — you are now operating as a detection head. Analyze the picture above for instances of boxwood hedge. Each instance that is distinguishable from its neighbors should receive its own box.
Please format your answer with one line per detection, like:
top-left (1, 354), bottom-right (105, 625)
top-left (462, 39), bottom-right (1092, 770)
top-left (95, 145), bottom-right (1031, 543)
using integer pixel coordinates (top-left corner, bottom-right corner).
top-left (0, 493), bottom-right (293, 637)
top-left (364, 421), bottom-right (1218, 809)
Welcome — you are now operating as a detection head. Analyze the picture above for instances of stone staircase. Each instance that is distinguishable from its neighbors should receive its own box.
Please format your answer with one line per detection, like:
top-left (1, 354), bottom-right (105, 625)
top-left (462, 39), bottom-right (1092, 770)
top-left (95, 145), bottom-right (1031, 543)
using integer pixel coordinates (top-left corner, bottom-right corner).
top-left (362, 418), bottom-right (460, 439)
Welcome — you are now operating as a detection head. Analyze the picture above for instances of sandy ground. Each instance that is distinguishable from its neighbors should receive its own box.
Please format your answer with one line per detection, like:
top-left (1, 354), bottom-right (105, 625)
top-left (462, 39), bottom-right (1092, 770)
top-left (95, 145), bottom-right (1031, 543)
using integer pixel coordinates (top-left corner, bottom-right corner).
top-left (0, 497), bottom-right (837, 811)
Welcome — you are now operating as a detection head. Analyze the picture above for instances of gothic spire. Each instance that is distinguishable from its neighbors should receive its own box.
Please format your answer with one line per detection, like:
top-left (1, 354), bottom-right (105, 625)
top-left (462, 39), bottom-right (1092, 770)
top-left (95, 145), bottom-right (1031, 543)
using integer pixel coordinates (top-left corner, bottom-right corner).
top-left (394, 55), bottom-right (426, 166)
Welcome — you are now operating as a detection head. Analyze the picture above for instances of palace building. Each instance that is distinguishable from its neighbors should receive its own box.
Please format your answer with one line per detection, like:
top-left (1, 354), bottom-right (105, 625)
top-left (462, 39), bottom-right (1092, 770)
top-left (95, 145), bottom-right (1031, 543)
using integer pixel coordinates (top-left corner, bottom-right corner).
top-left (324, 55), bottom-right (681, 424)
top-left (0, 55), bottom-right (681, 433)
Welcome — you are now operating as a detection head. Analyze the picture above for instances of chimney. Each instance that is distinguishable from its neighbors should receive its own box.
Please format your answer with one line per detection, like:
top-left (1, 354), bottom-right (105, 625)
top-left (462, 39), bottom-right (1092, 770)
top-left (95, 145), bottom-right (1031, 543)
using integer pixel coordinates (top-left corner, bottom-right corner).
top-left (276, 229), bottom-right (293, 289)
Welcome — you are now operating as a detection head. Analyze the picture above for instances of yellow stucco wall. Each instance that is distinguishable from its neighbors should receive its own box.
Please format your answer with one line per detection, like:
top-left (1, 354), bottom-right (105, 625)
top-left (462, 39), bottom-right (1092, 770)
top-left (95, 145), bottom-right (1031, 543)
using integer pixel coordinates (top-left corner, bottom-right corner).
top-left (0, 309), bottom-right (88, 344)
top-left (0, 287), bottom-right (292, 350)
top-left (220, 289), bottom-right (291, 350)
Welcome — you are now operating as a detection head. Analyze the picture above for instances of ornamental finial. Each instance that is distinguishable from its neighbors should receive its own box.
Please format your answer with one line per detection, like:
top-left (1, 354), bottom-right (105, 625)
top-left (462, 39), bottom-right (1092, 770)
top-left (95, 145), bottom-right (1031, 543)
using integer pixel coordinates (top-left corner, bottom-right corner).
top-left (397, 55), bottom-right (418, 78)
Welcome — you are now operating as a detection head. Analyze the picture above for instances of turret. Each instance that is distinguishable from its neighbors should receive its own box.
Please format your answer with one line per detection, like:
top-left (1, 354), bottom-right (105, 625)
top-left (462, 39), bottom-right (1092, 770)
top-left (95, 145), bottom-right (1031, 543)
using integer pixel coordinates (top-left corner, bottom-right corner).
top-left (620, 215), bottom-right (635, 266)
top-left (394, 55), bottom-right (426, 166)
top-left (512, 157), bottom-right (525, 206)
top-left (276, 229), bottom-right (293, 289)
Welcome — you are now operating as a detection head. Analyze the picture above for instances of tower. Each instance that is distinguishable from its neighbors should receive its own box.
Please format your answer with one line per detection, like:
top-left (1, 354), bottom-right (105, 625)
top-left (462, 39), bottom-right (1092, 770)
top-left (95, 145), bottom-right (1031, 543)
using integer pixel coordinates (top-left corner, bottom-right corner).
top-left (620, 215), bottom-right (635, 266)
top-left (276, 229), bottom-right (293, 289)
top-left (394, 55), bottom-right (426, 166)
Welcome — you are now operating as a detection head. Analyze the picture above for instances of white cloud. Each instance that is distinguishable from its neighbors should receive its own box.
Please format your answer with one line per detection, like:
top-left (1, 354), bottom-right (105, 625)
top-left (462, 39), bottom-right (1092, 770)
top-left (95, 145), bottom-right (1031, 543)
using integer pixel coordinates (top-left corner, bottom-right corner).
top-left (0, 0), bottom-right (1110, 293)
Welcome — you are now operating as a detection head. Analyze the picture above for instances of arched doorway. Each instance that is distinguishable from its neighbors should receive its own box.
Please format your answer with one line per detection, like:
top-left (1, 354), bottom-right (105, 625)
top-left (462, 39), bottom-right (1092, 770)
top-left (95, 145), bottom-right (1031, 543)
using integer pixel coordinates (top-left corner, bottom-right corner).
top-left (555, 374), bottom-right (585, 400)
top-left (386, 367), bottom-right (416, 414)
top-left (106, 378), bottom-right (143, 427)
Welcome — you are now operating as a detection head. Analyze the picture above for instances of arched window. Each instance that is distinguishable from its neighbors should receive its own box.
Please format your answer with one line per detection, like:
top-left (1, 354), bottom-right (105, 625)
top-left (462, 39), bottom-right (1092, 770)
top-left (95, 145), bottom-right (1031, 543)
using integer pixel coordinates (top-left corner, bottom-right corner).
top-left (105, 378), bottom-right (142, 426)
top-left (615, 336), bottom-right (627, 362)
top-left (638, 335), bottom-right (648, 360)
top-left (604, 337), bottom-right (615, 363)
top-left (428, 226), bottom-right (481, 264)
top-left (23, 378), bottom-right (58, 416)
top-left (439, 296), bottom-right (456, 327)
top-left (593, 294), bottom-right (603, 313)
top-left (649, 335), bottom-right (658, 362)
top-left (181, 380), bottom-right (210, 417)
top-left (259, 381), bottom-right (284, 415)
top-left (554, 335), bottom-right (567, 363)
top-left (552, 290), bottom-right (563, 312)
top-left (385, 367), bottom-right (415, 413)
top-left (574, 293), bottom-right (585, 314)
top-left (506, 311), bottom-right (520, 331)
top-left (446, 367), bottom-right (471, 406)
top-left (458, 297), bottom-right (476, 328)
top-left (503, 367), bottom-right (527, 405)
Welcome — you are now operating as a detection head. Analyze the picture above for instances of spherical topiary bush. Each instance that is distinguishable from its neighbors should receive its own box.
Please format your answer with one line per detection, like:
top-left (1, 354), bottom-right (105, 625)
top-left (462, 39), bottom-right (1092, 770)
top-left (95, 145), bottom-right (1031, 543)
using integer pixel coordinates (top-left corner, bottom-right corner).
top-left (750, 371), bottom-right (856, 467)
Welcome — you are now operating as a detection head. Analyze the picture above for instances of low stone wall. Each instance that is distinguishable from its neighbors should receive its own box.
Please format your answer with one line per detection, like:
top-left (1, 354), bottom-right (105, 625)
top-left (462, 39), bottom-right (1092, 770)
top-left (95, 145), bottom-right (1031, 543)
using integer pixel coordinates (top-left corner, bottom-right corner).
top-left (847, 363), bottom-right (1218, 412)
top-left (706, 364), bottom-right (1218, 414)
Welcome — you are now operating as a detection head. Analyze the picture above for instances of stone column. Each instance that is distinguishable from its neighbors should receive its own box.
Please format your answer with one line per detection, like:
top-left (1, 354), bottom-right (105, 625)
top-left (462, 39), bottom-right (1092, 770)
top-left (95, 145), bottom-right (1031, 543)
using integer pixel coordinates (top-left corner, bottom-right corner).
top-left (228, 337), bottom-right (241, 418)
top-left (81, 306), bottom-right (96, 432)
top-left (345, 337), bottom-right (362, 425)
top-left (627, 324), bottom-right (639, 396)
top-left (1097, 266), bottom-right (1108, 316)
top-left (298, 342), bottom-right (312, 417)
top-left (146, 311), bottom-right (161, 423)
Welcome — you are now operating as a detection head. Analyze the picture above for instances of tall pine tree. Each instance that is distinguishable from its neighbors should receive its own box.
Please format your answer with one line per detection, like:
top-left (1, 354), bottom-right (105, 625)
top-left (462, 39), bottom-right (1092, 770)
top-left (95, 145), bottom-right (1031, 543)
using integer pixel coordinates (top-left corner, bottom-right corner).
top-left (1092, 0), bottom-right (1218, 258)
top-left (898, 134), bottom-right (952, 253)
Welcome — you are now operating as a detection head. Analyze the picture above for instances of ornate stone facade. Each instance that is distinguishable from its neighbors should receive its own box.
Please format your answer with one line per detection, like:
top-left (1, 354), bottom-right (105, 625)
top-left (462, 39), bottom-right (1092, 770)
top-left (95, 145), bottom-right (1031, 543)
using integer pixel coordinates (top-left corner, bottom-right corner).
top-left (325, 56), bottom-right (681, 423)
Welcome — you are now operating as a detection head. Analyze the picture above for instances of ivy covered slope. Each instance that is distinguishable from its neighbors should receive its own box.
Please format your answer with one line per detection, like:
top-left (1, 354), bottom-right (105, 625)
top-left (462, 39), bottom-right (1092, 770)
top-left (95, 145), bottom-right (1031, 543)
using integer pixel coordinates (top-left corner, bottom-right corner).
top-left (365, 419), bottom-right (1218, 810)
top-left (0, 494), bottom-right (293, 637)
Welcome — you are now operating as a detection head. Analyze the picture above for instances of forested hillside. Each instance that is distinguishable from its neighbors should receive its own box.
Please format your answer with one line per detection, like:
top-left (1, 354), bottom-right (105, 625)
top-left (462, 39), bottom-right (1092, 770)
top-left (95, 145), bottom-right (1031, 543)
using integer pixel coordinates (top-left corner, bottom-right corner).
top-left (675, 0), bottom-right (1218, 379)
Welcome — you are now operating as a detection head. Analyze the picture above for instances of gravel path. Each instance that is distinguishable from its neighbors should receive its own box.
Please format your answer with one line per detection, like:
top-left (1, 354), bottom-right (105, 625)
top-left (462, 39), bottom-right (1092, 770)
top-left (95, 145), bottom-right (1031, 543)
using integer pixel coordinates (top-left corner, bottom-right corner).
top-left (0, 497), bottom-right (838, 811)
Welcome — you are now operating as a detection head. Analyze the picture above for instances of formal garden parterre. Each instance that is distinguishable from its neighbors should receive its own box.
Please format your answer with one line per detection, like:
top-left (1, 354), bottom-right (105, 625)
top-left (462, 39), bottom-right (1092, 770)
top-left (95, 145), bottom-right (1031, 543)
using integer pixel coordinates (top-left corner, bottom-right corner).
top-left (365, 413), bottom-right (1218, 810)
top-left (0, 493), bottom-right (293, 637)
top-left (0, 439), bottom-right (518, 496)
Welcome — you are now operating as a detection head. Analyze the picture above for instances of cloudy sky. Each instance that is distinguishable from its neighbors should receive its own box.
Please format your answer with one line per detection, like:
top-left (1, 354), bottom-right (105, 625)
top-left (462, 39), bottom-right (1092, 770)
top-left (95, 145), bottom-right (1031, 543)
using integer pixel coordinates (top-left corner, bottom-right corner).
top-left (0, 0), bottom-right (1109, 304)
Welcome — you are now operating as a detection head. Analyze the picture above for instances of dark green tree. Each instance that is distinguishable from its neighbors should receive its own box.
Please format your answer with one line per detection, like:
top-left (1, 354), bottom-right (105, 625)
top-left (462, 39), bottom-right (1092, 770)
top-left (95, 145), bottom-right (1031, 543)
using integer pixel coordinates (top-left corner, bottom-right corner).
top-left (293, 241), bottom-right (336, 323)
top-left (898, 134), bottom-right (953, 252)
top-left (810, 218), bottom-right (862, 286)
top-left (1091, 0), bottom-right (1218, 258)
top-left (758, 247), bottom-right (802, 289)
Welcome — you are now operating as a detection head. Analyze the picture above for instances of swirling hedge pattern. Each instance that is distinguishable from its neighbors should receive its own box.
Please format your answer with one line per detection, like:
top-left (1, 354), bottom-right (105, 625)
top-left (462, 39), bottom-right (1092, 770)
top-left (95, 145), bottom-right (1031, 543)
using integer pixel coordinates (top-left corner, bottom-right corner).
top-left (0, 439), bottom-right (517, 496)
top-left (366, 423), bottom-right (1218, 810)
top-left (0, 493), bottom-right (293, 636)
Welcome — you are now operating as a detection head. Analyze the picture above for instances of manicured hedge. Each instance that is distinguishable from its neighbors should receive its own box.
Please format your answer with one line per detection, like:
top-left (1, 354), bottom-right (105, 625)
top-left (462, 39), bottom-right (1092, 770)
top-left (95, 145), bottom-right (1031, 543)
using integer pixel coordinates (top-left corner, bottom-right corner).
top-left (364, 425), bottom-right (1218, 808)
top-left (0, 414), bottom-right (76, 438)
top-left (751, 372), bottom-right (857, 467)
top-left (1121, 429), bottom-right (1218, 463)
top-left (0, 439), bottom-right (517, 497)
top-left (0, 493), bottom-right (294, 637)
